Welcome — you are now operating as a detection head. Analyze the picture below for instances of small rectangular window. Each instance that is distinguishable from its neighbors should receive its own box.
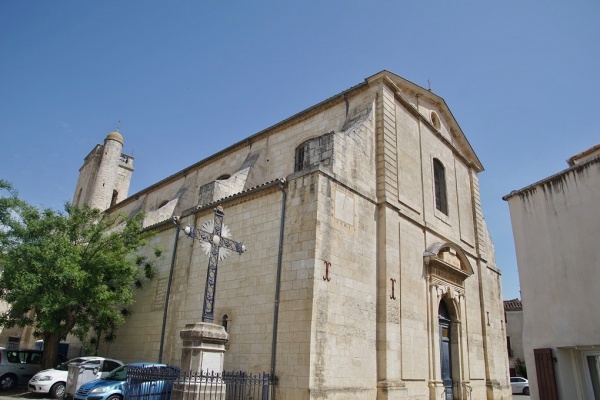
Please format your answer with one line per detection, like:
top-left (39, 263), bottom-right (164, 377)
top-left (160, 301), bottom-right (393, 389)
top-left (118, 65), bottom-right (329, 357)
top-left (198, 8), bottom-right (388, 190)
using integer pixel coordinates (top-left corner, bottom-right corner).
top-left (295, 146), bottom-right (305, 172)
top-left (6, 336), bottom-right (20, 350)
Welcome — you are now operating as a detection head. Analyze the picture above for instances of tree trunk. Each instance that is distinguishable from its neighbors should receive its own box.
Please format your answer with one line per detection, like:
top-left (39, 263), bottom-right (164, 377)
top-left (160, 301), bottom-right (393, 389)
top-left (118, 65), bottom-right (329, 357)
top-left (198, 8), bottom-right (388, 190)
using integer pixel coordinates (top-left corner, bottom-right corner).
top-left (41, 332), bottom-right (63, 369)
top-left (94, 329), bottom-right (102, 356)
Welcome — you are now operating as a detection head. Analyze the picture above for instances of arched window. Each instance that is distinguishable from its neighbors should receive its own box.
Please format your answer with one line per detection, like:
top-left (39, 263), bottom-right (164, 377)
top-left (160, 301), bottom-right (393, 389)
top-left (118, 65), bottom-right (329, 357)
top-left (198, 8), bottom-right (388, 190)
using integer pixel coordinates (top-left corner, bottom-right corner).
top-left (222, 314), bottom-right (229, 332)
top-left (216, 174), bottom-right (231, 180)
top-left (433, 159), bottom-right (448, 215)
top-left (295, 142), bottom-right (307, 172)
top-left (439, 299), bottom-right (451, 321)
top-left (110, 190), bottom-right (119, 207)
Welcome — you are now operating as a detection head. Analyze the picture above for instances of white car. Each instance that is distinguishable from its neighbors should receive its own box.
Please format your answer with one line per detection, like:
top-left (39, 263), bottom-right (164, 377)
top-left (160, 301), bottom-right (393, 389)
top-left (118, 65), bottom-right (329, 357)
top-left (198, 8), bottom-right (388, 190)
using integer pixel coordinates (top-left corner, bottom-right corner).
top-left (28, 356), bottom-right (123, 398)
top-left (510, 376), bottom-right (530, 395)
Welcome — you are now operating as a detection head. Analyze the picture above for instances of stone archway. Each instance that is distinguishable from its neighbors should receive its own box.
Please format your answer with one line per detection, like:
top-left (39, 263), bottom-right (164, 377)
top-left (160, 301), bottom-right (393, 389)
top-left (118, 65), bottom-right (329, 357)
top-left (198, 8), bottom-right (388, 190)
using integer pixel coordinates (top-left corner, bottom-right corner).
top-left (424, 242), bottom-right (474, 400)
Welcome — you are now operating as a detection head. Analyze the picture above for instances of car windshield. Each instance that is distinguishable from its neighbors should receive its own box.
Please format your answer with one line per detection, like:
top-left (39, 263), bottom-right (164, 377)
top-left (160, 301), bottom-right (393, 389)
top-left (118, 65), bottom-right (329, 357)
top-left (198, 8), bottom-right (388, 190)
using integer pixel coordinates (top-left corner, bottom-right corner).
top-left (56, 357), bottom-right (90, 371)
top-left (104, 365), bottom-right (127, 381)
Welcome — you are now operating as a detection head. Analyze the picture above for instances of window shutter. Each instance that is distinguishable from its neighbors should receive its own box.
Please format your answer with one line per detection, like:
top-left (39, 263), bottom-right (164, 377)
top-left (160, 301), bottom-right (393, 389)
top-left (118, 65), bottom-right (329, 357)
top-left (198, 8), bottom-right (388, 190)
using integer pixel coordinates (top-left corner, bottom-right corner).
top-left (534, 348), bottom-right (558, 400)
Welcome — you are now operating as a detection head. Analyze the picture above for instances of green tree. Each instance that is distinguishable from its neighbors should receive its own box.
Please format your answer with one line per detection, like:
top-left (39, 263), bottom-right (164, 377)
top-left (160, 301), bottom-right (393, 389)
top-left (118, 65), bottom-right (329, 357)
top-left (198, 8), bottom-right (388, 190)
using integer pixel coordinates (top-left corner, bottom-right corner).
top-left (0, 180), bottom-right (161, 368)
top-left (515, 358), bottom-right (528, 378)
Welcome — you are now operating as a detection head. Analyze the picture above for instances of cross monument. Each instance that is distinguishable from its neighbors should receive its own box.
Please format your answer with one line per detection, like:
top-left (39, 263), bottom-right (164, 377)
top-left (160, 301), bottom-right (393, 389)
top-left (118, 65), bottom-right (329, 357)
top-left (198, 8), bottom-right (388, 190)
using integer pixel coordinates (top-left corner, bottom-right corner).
top-left (183, 205), bottom-right (246, 322)
top-left (172, 205), bottom-right (246, 399)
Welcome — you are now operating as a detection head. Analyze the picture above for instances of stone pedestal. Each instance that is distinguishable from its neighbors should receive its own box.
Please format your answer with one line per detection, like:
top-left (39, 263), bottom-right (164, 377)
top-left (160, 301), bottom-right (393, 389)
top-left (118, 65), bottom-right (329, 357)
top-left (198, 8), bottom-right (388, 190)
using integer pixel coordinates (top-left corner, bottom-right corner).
top-left (171, 322), bottom-right (229, 400)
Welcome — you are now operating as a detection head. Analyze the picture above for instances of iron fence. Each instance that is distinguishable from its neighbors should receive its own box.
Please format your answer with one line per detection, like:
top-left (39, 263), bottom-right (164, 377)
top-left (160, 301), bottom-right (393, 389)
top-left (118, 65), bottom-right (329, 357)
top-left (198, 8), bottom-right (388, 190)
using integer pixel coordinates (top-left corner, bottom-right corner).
top-left (125, 366), bottom-right (277, 400)
top-left (125, 365), bottom-right (180, 400)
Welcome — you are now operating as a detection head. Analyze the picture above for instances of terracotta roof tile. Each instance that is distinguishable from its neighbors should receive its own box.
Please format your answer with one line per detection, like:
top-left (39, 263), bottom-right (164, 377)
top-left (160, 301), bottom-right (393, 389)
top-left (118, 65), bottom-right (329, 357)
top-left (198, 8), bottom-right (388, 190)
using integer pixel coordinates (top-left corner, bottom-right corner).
top-left (504, 299), bottom-right (522, 311)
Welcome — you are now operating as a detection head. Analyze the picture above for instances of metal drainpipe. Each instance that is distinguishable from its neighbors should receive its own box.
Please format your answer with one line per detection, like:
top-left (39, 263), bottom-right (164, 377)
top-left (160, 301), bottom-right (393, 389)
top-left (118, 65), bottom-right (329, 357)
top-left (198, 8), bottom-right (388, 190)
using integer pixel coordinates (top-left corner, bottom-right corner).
top-left (270, 181), bottom-right (287, 384)
top-left (158, 218), bottom-right (181, 363)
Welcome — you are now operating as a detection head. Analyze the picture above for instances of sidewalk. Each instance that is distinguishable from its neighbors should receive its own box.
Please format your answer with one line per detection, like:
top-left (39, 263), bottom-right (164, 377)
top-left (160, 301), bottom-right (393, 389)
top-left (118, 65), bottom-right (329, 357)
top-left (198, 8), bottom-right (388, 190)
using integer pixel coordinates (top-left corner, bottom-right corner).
top-left (0, 387), bottom-right (35, 400)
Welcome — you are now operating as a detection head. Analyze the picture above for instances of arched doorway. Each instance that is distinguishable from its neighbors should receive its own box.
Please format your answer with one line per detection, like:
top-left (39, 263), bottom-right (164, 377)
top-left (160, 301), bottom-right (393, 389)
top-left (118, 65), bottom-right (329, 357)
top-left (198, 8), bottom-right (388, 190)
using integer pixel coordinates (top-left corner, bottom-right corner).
top-left (439, 300), bottom-right (453, 400)
top-left (425, 241), bottom-right (473, 399)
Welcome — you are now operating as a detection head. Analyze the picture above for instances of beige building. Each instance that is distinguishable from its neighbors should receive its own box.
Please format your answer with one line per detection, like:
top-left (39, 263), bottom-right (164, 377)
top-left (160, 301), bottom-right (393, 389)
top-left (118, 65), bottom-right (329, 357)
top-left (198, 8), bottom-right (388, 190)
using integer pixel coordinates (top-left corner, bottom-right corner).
top-left (504, 144), bottom-right (600, 400)
top-left (79, 70), bottom-right (510, 399)
top-left (504, 299), bottom-right (524, 377)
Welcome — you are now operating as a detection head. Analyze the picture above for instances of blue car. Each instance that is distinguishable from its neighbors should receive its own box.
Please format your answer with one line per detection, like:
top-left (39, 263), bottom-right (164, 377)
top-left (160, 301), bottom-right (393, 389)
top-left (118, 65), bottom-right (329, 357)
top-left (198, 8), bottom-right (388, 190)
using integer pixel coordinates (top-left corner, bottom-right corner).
top-left (73, 363), bottom-right (179, 400)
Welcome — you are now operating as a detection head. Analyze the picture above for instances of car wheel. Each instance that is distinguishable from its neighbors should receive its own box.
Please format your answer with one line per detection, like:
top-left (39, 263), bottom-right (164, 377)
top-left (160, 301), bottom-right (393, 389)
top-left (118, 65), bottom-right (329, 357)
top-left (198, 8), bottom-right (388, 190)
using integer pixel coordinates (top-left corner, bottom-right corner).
top-left (0, 374), bottom-right (17, 390)
top-left (50, 382), bottom-right (66, 398)
top-left (523, 387), bottom-right (530, 395)
top-left (106, 395), bottom-right (122, 400)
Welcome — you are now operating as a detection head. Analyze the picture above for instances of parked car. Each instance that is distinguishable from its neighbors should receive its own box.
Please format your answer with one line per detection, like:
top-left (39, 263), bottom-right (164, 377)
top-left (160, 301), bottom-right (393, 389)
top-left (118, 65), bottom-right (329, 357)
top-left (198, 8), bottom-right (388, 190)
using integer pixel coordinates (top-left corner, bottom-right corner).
top-left (510, 376), bottom-right (530, 395)
top-left (28, 356), bottom-right (123, 398)
top-left (0, 348), bottom-right (67, 390)
top-left (74, 363), bottom-right (178, 400)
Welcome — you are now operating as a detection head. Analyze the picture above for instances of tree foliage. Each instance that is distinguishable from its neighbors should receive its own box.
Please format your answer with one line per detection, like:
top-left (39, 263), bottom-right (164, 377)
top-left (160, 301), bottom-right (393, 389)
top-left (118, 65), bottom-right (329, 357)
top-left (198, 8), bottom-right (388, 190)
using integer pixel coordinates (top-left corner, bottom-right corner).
top-left (0, 180), bottom-right (161, 368)
top-left (515, 358), bottom-right (528, 378)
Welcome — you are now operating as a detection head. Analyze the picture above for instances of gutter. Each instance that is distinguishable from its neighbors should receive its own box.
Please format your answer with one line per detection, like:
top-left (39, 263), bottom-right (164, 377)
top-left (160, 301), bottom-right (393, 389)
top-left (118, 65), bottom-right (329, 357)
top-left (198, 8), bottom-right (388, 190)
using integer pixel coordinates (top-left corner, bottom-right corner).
top-left (148, 179), bottom-right (287, 366)
top-left (158, 219), bottom-right (181, 363)
top-left (270, 181), bottom-right (287, 385)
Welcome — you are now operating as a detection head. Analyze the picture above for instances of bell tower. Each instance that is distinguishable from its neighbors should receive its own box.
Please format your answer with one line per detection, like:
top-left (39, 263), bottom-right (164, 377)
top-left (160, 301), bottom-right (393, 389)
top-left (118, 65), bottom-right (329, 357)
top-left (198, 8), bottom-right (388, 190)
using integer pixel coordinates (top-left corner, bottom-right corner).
top-left (72, 131), bottom-right (134, 211)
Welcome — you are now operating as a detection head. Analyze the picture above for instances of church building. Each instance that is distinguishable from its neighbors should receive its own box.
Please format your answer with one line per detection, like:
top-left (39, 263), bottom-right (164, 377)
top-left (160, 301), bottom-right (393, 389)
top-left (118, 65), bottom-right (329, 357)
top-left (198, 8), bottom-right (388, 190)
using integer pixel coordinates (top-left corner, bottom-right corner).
top-left (75, 71), bottom-right (510, 399)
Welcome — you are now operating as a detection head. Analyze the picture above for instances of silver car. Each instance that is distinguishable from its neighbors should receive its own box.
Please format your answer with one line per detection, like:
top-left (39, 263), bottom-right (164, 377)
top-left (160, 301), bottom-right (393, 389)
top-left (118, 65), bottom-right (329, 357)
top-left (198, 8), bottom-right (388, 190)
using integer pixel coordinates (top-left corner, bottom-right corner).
top-left (0, 348), bottom-right (66, 390)
top-left (510, 376), bottom-right (530, 395)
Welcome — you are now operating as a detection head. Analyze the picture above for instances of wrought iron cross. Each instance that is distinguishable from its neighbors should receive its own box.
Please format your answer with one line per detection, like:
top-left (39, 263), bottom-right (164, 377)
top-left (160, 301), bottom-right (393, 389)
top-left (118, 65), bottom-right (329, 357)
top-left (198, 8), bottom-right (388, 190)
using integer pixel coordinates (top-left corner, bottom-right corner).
top-left (183, 205), bottom-right (245, 322)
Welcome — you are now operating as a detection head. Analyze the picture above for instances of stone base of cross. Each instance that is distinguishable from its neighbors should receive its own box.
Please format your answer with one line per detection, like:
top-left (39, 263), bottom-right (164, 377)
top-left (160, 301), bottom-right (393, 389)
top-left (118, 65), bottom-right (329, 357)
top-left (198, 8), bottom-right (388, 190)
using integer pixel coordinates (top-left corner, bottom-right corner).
top-left (171, 322), bottom-right (228, 400)
top-left (183, 205), bottom-right (245, 323)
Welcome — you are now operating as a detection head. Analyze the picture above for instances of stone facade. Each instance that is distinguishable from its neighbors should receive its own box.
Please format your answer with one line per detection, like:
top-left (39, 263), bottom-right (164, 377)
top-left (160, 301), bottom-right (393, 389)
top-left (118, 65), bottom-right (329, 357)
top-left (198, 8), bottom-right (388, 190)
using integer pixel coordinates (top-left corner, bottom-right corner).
top-left (72, 130), bottom-right (134, 210)
top-left (78, 71), bottom-right (510, 399)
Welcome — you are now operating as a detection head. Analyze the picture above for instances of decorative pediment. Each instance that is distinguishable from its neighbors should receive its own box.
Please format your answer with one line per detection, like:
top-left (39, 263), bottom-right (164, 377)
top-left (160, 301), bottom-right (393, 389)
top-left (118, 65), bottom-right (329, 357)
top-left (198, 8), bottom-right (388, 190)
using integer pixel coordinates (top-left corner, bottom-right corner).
top-left (424, 242), bottom-right (473, 287)
top-left (366, 70), bottom-right (484, 173)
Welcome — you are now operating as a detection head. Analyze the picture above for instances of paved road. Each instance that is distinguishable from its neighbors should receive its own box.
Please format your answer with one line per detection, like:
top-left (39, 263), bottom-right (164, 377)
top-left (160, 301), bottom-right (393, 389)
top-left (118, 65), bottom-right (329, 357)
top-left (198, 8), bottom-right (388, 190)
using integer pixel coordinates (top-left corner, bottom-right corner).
top-left (1, 387), bottom-right (531, 400)
top-left (0, 387), bottom-right (38, 400)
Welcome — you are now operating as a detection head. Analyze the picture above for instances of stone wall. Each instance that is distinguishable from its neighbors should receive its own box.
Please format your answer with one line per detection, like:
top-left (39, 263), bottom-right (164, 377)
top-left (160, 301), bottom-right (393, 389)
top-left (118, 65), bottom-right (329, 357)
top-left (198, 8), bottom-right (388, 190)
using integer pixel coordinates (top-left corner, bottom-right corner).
top-left (93, 72), bottom-right (510, 399)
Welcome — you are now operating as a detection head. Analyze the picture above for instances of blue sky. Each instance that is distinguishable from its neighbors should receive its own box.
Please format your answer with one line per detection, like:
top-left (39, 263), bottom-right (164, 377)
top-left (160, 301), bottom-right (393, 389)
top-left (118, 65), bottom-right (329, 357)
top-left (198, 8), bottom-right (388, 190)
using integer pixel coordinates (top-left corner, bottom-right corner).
top-left (1, 1), bottom-right (598, 301)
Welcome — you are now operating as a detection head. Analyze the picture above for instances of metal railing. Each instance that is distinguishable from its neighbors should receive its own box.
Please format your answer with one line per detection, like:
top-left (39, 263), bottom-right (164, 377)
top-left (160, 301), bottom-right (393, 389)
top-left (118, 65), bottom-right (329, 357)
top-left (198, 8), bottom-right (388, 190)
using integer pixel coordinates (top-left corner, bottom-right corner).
top-left (125, 365), bottom-right (180, 400)
top-left (125, 367), bottom-right (277, 400)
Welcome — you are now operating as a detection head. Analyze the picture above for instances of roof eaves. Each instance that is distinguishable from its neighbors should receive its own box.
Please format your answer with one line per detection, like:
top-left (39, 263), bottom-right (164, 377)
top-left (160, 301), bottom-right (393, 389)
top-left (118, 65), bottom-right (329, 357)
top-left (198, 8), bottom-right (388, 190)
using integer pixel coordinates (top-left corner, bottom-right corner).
top-left (142, 178), bottom-right (286, 232)
top-left (503, 154), bottom-right (600, 200)
top-left (504, 299), bottom-right (523, 311)
top-left (113, 77), bottom-right (372, 209)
